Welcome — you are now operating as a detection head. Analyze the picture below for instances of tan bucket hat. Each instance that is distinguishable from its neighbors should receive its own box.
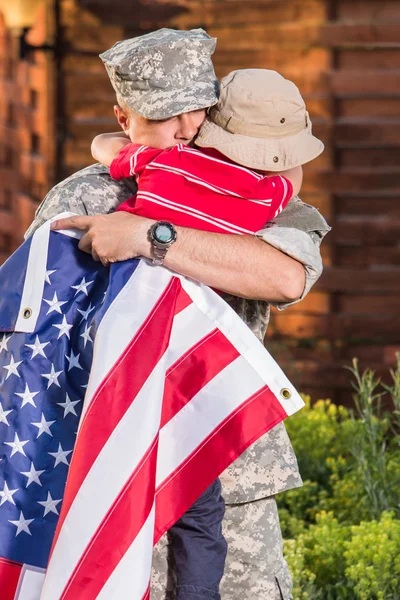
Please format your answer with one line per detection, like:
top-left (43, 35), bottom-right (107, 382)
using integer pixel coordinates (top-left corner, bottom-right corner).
top-left (195, 69), bottom-right (324, 171)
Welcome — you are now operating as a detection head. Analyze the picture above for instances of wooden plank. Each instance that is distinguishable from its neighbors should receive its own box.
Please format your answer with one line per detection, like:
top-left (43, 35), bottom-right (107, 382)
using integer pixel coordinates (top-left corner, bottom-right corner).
top-left (316, 268), bottom-right (400, 292)
top-left (270, 313), bottom-right (400, 341)
top-left (212, 47), bottom-right (330, 74)
top-left (172, 0), bottom-right (327, 28)
top-left (336, 246), bottom-right (400, 267)
top-left (208, 23), bottom-right (324, 51)
top-left (335, 171), bottom-right (399, 192)
top-left (337, 0), bottom-right (400, 22)
top-left (334, 217), bottom-right (400, 245)
top-left (337, 48), bottom-right (400, 70)
top-left (303, 170), bottom-right (400, 194)
top-left (322, 23), bottom-right (400, 47)
top-left (339, 97), bottom-right (400, 118)
top-left (337, 294), bottom-right (399, 315)
top-left (331, 71), bottom-right (400, 96)
top-left (338, 148), bottom-right (400, 169)
top-left (336, 195), bottom-right (400, 217)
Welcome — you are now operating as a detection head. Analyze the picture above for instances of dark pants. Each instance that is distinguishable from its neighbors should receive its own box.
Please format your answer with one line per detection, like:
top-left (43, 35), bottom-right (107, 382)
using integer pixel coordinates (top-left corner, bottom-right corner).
top-left (168, 478), bottom-right (227, 599)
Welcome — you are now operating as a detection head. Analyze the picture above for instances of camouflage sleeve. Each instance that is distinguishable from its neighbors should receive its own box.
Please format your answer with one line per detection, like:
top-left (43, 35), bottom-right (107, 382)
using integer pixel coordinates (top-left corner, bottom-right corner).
top-left (24, 164), bottom-right (135, 239)
top-left (256, 196), bottom-right (331, 311)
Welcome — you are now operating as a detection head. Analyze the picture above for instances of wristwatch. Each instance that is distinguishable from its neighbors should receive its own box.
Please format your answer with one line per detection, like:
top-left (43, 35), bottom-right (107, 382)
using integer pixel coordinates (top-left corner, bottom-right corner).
top-left (148, 221), bottom-right (177, 265)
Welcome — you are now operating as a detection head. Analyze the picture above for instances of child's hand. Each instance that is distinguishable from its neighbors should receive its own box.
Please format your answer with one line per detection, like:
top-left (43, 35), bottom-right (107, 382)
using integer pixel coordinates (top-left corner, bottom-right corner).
top-left (91, 132), bottom-right (131, 167)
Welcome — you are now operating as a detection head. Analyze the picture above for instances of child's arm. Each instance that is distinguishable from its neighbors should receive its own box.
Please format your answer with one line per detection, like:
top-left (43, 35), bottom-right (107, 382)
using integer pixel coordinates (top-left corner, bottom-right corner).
top-left (91, 132), bottom-right (131, 167)
top-left (272, 166), bottom-right (303, 198)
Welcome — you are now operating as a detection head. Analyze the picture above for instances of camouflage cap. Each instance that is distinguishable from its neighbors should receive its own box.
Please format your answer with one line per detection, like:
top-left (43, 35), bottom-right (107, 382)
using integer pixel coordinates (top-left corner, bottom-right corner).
top-left (100, 28), bottom-right (219, 120)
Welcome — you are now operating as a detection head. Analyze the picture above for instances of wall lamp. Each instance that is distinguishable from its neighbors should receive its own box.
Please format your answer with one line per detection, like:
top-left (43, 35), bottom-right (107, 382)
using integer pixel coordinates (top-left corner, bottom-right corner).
top-left (0, 0), bottom-right (55, 59)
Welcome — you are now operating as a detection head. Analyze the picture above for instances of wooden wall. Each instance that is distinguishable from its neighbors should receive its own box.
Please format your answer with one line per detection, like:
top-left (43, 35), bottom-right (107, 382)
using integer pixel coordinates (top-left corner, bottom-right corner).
top-left (0, 0), bottom-right (399, 402)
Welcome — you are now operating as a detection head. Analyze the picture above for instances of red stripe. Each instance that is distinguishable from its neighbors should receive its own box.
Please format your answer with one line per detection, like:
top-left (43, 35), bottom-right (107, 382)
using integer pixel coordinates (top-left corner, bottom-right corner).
top-left (174, 288), bottom-right (193, 316)
top-left (52, 277), bottom-right (180, 551)
top-left (154, 386), bottom-right (287, 541)
top-left (0, 557), bottom-right (22, 600)
top-left (60, 438), bottom-right (158, 600)
top-left (161, 329), bottom-right (240, 427)
top-left (142, 583), bottom-right (150, 600)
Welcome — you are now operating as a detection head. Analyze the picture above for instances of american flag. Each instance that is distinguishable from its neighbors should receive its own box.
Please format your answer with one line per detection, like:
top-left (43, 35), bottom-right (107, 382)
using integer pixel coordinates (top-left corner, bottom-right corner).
top-left (0, 215), bottom-right (304, 600)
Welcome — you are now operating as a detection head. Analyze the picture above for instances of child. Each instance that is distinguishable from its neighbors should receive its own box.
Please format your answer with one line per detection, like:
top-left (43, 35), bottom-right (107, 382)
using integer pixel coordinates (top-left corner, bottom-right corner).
top-left (91, 78), bottom-right (324, 246)
top-left (91, 68), bottom-right (324, 597)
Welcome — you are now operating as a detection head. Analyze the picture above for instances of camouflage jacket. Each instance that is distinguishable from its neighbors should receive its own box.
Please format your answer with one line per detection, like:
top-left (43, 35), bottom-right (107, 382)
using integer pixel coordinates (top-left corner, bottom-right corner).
top-left (25, 163), bottom-right (330, 503)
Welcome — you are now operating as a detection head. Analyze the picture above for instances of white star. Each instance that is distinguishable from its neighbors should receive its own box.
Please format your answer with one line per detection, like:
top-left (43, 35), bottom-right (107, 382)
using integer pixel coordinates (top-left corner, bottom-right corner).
top-left (2, 355), bottom-right (22, 380)
top-left (71, 277), bottom-right (94, 297)
top-left (21, 462), bottom-right (45, 487)
top-left (0, 333), bottom-right (10, 354)
top-left (0, 402), bottom-right (12, 426)
top-left (45, 269), bottom-right (56, 284)
top-left (77, 303), bottom-right (95, 324)
top-left (0, 481), bottom-right (18, 506)
top-left (52, 315), bottom-right (73, 339)
top-left (38, 491), bottom-right (62, 516)
top-left (15, 384), bottom-right (40, 408)
top-left (31, 413), bottom-right (55, 438)
top-left (43, 291), bottom-right (68, 315)
top-left (9, 511), bottom-right (34, 536)
top-left (57, 393), bottom-right (81, 418)
top-left (101, 291), bottom-right (107, 304)
top-left (65, 349), bottom-right (83, 372)
top-left (25, 335), bottom-right (50, 359)
top-left (42, 364), bottom-right (63, 389)
top-left (48, 443), bottom-right (73, 467)
top-left (80, 324), bottom-right (93, 348)
top-left (4, 432), bottom-right (29, 457)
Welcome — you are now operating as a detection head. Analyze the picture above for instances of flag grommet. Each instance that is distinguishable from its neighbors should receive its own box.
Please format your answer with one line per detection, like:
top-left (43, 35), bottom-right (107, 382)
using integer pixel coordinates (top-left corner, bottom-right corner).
top-left (22, 308), bottom-right (33, 319)
top-left (280, 388), bottom-right (292, 400)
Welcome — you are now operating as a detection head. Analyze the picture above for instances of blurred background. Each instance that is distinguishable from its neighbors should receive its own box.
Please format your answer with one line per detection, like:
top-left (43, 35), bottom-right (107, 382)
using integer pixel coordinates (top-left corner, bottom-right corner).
top-left (0, 0), bottom-right (399, 403)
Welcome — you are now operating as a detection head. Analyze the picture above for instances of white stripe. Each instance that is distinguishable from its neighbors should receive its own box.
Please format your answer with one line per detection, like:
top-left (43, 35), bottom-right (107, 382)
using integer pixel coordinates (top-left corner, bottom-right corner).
top-left (180, 145), bottom-right (263, 180)
top-left (41, 357), bottom-right (167, 600)
top-left (129, 145), bottom-right (146, 175)
top-left (280, 175), bottom-right (288, 205)
top-left (14, 209), bottom-right (89, 334)
top-left (148, 163), bottom-right (241, 198)
top-left (14, 220), bottom-right (50, 333)
top-left (96, 505), bottom-right (155, 600)
top-left (138, 191), bottom-right (252, 235)
top-left (14, 211), bottom-right (84, 333)
top-left (80, 260), bottom-right (173, 423)
top-left (156, 356), bottom-right (265, 487)
top-left (166, 301), bottom-right (216, 369)
top-left (15, 564), bottom-right (45, 600)
top-left (179, 277), bottom-right (304, 416)
top-left (147, 163), bottom-right (273, 206)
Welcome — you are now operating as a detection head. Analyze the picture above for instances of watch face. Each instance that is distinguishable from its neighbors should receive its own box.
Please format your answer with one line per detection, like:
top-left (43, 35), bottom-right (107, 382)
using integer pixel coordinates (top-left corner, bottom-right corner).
top-left (155, 223), bottom-right (174, 244)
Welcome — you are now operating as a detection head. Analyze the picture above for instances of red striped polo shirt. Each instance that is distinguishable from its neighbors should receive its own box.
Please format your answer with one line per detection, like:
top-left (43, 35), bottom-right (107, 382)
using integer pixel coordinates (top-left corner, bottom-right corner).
top-left (110, 143), bottom-right (293, 235)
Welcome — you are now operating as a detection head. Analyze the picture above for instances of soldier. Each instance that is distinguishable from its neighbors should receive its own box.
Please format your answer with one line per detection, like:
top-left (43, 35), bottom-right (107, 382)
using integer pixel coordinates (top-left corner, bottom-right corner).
top-left (27, 28), bottom-right (330, 599)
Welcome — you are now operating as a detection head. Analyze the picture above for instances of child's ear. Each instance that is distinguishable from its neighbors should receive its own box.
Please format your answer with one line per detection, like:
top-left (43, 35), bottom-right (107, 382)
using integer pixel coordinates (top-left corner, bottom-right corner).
top-left (114, 105), bottom-right (130, 135)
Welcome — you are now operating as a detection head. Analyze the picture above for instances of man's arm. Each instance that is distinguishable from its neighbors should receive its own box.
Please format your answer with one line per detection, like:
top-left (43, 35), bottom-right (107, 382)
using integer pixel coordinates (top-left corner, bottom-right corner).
top-left (164, 226), bottom-right (305, 301)
top-left (50, 211), bottom-right (307, 303)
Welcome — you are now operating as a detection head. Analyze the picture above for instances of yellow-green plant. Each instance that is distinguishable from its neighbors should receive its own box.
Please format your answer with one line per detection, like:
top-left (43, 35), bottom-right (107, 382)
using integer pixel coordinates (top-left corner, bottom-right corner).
top-left (344, 512), bottom-right (400, 600)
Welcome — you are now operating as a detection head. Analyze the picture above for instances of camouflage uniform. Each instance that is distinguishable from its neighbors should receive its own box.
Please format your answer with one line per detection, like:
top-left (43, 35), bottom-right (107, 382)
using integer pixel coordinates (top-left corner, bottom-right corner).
top-left (25, 28), bottom-right (331, 600)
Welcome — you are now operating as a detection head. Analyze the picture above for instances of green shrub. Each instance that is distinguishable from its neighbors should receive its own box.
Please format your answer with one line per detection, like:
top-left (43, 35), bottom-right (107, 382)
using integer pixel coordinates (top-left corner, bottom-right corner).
top-left (344, 512), bottom-right (400, 600)
top-left (280, 356), bottom-right (400, 599)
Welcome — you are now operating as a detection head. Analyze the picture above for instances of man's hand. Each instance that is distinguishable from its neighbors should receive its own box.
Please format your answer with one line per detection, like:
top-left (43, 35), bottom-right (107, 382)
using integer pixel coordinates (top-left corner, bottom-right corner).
top-left (50, 212), bottom-right (153, 266)
top-left (50, 212), bottom-right (305, 301)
